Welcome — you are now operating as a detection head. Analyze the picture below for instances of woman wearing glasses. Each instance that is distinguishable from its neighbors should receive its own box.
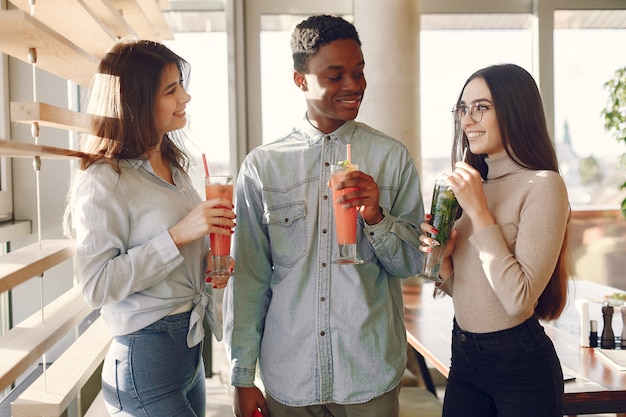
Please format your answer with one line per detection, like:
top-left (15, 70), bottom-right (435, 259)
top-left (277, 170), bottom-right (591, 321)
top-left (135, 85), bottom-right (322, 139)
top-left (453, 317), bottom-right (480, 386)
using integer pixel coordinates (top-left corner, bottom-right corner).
top-left (420, 63), bottom-right (570, 417)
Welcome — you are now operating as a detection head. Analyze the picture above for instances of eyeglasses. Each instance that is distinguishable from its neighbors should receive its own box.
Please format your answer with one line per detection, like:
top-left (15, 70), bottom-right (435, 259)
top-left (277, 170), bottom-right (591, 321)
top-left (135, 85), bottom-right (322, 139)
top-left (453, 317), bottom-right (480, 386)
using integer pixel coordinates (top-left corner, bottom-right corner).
top-left (452, 101), bottom-right (493, 123)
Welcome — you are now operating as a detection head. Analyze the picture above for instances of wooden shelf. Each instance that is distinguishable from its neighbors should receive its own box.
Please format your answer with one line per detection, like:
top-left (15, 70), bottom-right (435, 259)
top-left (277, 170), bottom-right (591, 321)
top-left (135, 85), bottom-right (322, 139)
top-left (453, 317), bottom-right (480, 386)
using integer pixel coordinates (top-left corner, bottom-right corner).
top-left (0, 286), bottom-right (92, 393)
top-left (8, 0), bottom-right (119, 60)
top-left (0, 140), bottom-right (89, 160)
top-left (12, 317), bottom-right (112, 417)
top-left (11, 102), bottom-right (91, 132)
top-left (0, 10), bottom-right (99, 87)
top-left (0, 239), bottom-right (76, 293)
top-left (9, 0), bottom-right (173, 45)
top-left (81, 0), bottom-right (137, 41)
top-left (109, 0), bottom-right (173, 40)
top-left (135, 0), bottom-right (174, 40)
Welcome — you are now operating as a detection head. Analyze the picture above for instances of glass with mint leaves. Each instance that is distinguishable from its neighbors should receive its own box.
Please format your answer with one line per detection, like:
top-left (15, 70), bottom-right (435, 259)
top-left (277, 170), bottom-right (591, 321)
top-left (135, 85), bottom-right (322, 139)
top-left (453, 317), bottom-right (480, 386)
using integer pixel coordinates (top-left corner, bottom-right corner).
top-left (418, 175), bottom-right (459, 282)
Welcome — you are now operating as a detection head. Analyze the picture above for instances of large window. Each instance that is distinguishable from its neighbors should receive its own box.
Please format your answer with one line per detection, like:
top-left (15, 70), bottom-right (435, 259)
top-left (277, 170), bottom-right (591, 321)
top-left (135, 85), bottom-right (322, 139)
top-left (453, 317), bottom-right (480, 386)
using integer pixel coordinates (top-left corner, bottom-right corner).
top-left (553, 10), bottom-right (626, 286)
top-left (161, 2), bottom-right (626, 286)
top-left (554, 11), bottom-right (626, 210)
top-left (419, 13), bottom-right (533, 204)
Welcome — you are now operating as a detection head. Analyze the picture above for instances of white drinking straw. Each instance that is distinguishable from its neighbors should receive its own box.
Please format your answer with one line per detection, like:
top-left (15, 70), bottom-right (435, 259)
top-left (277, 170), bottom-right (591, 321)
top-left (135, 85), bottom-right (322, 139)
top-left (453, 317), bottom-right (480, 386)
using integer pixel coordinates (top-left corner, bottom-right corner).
top-left (462, 146), bottom-right (468, 162)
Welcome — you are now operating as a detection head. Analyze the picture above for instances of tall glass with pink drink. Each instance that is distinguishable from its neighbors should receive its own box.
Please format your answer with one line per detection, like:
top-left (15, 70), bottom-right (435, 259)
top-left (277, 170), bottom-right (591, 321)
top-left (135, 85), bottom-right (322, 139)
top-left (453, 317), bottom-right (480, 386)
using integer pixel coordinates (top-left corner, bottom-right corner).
top-left (331, 162), bottom-right (364, 265)
top-left (205, 175), bottom-right (234, 278)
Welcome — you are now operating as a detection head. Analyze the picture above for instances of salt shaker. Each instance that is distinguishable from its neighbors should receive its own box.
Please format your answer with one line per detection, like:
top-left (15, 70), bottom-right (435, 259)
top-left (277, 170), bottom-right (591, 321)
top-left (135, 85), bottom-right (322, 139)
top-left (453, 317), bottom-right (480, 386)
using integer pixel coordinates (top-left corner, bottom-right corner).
top-left (575, 299), bottom-right (590, 347)
top-left (589, 320), bottom-right (598, 347)
top-left (601, 303), bottom-right (615, 349)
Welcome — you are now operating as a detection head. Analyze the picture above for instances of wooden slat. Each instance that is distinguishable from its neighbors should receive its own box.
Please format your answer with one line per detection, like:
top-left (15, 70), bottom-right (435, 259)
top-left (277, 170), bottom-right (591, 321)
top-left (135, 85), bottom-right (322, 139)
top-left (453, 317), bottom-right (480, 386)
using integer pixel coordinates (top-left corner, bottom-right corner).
top-left (81, 0), bottom-right (137, 41)
top-left (12, 317), bottom-right (112, 417)
top-left (136, 0), bottom-right (174, 40)
top-left (0, 10), bottom-right (98, 87)
top-left (0, 140), bottom-right (89, 160)
top-left (8, 0), bottom-right (117, 59)
top-left (0, 239), bottom-right (76, 293)
top-left (0, 286), bottom-right (92, 393)
top-left (108, 0), bottom-right (158, 40)
top-left (11, 102), bottom-right (91, 132)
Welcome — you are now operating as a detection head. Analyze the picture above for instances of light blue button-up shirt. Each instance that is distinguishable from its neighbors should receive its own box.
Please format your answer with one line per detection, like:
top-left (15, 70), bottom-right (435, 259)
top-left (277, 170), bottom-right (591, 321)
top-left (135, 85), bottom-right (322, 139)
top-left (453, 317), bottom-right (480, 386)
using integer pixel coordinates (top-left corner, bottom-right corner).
top-left (71, 158), bottom-right (221, 347)
top-left (224, 119), bottom-right (425, 406)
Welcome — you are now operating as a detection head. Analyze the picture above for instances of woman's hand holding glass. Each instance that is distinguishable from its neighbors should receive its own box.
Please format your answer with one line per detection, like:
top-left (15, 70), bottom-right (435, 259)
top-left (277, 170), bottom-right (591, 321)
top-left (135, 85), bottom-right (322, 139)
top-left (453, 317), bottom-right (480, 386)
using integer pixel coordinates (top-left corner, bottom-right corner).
top-left (169, 197), bottom-right (236, 286)
top-left (447, 161), bottom-right (495, 231)
top-left (168, 197), bottom-right (236, 248)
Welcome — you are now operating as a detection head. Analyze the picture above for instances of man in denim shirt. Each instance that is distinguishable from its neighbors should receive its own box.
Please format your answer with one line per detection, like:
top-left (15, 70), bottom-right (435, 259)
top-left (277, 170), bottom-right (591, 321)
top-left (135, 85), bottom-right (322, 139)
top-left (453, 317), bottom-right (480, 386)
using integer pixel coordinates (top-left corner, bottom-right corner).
top-left (224, 15), bottom-right (424, 417)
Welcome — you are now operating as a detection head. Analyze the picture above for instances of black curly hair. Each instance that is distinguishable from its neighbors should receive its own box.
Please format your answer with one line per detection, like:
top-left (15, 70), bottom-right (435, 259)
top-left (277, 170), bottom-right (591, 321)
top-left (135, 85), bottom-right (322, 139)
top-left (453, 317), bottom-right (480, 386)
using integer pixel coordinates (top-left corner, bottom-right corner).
top-left (290, 15), bottom-right (361, 73)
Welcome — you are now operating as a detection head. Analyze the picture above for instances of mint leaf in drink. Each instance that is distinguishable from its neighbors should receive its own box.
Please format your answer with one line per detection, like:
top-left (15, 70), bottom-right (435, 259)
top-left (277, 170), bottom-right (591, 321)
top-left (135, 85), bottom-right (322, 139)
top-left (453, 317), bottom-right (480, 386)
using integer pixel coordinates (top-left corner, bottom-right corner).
top-left (430, 188), bottom-right (459, 244)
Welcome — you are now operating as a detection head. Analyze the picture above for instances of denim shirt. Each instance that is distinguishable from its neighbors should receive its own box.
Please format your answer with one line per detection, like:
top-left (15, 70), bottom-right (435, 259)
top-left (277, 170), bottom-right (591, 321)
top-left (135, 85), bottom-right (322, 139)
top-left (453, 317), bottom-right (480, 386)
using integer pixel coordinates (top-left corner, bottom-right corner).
top-left (71, 159), bottom-right (221, 347)
top-left (223, 119), bottom-right (425, 406)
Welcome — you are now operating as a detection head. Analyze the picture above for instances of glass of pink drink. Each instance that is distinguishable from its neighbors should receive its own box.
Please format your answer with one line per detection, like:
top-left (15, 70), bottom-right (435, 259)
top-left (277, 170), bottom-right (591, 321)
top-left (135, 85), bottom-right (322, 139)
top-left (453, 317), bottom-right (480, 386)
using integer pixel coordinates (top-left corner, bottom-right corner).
top-left (331, 162), bottom-right (364, 265)
top-left (205, 175), bottom-right (234, 278)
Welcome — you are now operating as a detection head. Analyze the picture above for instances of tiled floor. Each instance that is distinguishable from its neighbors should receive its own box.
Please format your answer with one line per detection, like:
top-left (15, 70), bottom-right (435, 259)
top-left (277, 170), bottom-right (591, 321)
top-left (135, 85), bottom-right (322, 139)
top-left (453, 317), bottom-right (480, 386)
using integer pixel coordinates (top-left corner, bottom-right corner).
top-left (205, 374), bottom-right (234, 417)
top-left (205, 289), bottom-right (235, 416)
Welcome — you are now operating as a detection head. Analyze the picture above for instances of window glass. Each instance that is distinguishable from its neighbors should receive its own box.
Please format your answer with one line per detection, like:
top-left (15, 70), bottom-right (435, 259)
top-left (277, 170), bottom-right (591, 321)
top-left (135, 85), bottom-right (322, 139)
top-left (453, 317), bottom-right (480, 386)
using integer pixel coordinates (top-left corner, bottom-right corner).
top-left (553, 10), bottom-right (626, 286)
top-left (164, 11), bottom-right (230, 194)
top-left (260, 15), bottom-right (308, 144)
top-left (553, 16), bottom-right (626, 210)
top-left (419, 14), bottom-right (532, 204)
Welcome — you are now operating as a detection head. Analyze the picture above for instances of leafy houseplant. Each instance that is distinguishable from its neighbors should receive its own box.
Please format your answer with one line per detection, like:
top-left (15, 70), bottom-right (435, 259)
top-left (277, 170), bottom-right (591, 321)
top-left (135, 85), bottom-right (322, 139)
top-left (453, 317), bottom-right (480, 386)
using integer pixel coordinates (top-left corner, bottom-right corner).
top-left (601, 67), bottom-right (626, 217)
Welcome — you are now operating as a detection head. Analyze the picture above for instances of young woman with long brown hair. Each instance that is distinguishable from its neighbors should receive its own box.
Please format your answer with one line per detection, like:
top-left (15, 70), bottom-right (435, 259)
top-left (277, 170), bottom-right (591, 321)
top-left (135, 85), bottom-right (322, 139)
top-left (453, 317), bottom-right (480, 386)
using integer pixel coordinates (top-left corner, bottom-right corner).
top-left (421, 63), bottom-right (571, 417)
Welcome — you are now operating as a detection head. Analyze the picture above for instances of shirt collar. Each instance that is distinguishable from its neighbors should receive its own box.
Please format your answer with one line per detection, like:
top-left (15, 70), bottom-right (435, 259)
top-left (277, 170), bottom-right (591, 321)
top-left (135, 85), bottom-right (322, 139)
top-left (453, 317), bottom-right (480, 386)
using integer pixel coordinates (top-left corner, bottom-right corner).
top-left (126, 157), bottom-right (181, 182)
top-left (296, 116), bottom-right (357, 147)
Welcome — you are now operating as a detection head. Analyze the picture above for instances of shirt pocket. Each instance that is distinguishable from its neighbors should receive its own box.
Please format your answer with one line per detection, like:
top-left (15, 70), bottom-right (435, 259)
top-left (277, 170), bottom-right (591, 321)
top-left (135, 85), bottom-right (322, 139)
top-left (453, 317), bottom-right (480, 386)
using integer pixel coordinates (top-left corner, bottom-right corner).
top-left (264, 202), bottom-right (307, 267)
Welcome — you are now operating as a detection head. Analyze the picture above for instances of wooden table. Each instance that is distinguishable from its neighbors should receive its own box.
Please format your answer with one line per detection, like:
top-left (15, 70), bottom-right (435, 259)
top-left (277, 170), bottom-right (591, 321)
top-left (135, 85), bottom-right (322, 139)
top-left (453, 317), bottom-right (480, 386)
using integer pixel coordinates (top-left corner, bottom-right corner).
top-left (403, 280), bottom-right (626, 416)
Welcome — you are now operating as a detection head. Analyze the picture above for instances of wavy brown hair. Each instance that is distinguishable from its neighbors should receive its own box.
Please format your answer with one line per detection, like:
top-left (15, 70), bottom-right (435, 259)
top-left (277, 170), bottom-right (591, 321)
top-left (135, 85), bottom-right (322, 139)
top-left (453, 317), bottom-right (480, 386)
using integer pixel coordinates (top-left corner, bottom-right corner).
top-left (78, 40), bottom-right (191, 173)
top-left (451, 64), bottom-right (571, 320)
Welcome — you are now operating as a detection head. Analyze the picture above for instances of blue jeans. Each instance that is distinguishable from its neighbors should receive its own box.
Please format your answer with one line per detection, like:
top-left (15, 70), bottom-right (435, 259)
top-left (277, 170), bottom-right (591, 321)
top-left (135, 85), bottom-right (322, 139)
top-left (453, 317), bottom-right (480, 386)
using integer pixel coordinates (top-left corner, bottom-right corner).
top-left (101, 311), bottom-right (206, 417)
top-left (442, 317), bottom-right (563, 417)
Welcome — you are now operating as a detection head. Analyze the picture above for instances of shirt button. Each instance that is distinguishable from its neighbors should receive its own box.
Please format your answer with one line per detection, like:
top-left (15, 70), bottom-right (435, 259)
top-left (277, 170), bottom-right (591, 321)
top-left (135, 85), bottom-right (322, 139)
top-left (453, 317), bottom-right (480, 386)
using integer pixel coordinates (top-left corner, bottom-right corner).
top-left (320, 331), bottom-right (326, 336)
top-left (369, 231), bottom-right (374, 236)
top-left (325, 136), bottom-right (330, 141)
top-left (320, 297), bottom-right (326, 302)
top-left (459, 333), bottom-right (467, 342)
top-left (284, 218), bottom-right (289, 223)
top-left (323, 195), bottom-right (328, 200)
top-left (322, 229), bottom-right (327, 234)
top-left (321, 263), bottom-right (327, 268)
top-left (324, 161), bottom-right (330, 167)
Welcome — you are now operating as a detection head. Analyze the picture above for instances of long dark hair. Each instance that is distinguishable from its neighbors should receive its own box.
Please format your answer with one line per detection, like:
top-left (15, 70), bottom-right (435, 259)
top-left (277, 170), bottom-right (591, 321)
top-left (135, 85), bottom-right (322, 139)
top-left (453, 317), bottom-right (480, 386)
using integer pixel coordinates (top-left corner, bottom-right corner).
top-left (452, 63), bottom-right (570, 320)
top-left (78, 40), bottom-right (190, 174)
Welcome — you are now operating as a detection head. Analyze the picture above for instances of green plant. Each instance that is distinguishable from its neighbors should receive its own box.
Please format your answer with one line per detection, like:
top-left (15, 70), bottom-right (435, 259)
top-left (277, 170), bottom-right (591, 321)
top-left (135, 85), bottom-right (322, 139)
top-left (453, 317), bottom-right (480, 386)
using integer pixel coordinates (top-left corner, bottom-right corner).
top-left (601, 67), bottom-right (626, 217)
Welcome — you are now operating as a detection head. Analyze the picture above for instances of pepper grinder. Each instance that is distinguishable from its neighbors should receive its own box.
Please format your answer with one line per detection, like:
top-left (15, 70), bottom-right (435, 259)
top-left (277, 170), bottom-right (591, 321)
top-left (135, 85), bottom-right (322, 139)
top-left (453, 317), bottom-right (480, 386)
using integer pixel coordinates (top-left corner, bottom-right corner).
top-left (601, 303), bottom-right (615, 349)
top-left (621, 305), bottom-right (626, 349)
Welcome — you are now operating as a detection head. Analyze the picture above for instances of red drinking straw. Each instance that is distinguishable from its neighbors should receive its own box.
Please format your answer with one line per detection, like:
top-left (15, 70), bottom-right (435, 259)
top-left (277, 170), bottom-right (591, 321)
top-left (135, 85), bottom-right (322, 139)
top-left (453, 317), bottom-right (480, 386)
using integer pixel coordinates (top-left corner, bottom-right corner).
top-left (202, 153), bottom-right (210, 178)
top-left (346, 143), bottom-right (351, 164)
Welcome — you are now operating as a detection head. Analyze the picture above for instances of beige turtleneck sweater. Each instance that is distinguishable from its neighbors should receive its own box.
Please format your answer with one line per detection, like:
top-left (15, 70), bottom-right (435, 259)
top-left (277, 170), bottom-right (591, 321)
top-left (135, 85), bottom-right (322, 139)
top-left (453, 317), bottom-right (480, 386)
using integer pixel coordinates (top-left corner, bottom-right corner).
top-left (440, 152), bottom-right (569, 333)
